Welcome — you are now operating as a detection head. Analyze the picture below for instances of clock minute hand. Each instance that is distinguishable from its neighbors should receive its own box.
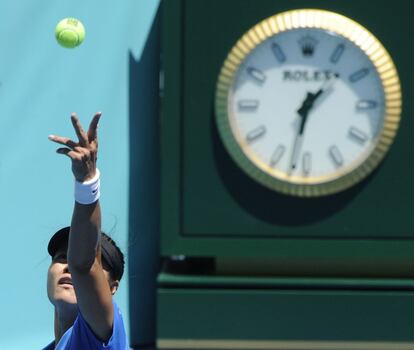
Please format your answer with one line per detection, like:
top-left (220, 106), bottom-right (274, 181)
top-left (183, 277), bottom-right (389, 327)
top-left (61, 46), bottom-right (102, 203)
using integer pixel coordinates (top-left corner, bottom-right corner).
top-left (289, 74), bottom-right (338, 172)
top-left (297, 92), bottom-right (315, 135)
top-left (289, 93), bottom-right (316, 172)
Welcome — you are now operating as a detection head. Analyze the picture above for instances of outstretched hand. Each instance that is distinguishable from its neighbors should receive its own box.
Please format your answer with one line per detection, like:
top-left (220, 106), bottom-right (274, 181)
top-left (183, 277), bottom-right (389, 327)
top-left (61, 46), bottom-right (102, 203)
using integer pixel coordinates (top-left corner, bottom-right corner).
top-left (49, 112), bottom-right (102, 182)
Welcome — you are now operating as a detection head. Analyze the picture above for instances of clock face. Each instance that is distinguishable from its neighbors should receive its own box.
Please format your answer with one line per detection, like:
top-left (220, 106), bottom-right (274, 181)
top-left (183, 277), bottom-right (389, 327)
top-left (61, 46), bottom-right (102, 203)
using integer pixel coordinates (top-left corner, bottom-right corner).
top-left (216, 10), bottom-right (401, 196)
top-left (231, 28), bottom-right (385, 181)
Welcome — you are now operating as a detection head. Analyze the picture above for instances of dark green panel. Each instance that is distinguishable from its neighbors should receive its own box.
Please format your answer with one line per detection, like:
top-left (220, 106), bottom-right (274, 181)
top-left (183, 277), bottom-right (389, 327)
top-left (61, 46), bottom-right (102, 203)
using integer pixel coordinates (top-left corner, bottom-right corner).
top-left (181, 0), bottom-right (413, 237)
top-left (157, 277), bottom-right (414, 344)
top-left (159, 4), bottom-right (414, 345)
top-left (160, 0), bottom-right (414, 260)
top-left (161, 0), bottom-right (182, 243)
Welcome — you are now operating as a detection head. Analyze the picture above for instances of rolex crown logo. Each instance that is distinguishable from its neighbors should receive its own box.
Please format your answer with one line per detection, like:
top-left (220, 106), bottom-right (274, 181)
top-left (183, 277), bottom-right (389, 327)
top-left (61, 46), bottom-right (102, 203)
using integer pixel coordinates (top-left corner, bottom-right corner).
top-left (299, 36), bottom-right (318, 57)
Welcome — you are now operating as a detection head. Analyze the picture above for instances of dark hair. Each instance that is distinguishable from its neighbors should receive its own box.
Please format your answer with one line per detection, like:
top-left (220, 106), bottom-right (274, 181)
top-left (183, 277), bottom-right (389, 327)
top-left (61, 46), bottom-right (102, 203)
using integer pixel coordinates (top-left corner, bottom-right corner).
top-left (48, 227), bottom-right (125, 282)
top-left (100, 232), bottom-right (125, 281)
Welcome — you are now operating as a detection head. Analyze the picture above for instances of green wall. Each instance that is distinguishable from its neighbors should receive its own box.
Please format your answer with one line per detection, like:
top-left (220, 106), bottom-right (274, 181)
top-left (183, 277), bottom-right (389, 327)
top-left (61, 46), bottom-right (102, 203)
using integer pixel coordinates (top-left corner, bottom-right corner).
top-left (158, 2), bottom-right (414, 345)
top-left (160, 0), bottom-right (414, 275)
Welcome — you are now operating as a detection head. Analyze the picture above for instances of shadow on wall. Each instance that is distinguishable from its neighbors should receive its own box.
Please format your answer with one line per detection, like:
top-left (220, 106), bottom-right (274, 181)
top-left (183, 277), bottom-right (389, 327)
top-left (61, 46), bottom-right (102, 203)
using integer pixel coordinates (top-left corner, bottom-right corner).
top-left (128, 5), bottom-right (160, 350)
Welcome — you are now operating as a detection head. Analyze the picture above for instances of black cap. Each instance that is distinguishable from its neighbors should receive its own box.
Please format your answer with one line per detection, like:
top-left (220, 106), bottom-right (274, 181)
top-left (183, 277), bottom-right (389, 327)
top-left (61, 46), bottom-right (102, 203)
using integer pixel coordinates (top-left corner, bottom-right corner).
top-left (48, 227), bottom-right (125, 281)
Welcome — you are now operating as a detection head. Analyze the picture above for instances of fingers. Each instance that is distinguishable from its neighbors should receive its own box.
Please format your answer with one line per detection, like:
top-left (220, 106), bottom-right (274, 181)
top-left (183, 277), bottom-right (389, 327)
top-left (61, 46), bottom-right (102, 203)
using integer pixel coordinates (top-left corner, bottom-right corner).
top-left (56, 147), bottom-right (77, 158)
top-left (87, 111), bottom-right (102, 142)
top-left (48, 135), bottom-right (78, 149)
top-left (50, 112), bottom-right (101, 170)
top-left (71, 113), bottom-right (88, 146)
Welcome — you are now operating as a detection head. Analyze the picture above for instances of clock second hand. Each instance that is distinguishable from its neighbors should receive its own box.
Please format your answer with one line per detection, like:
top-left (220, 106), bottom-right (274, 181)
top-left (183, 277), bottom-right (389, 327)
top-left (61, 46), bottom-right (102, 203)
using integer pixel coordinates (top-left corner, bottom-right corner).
top-left (288, 73), bottom-right (339, 174)
top-left (289, 132), bottom-right (304, 174)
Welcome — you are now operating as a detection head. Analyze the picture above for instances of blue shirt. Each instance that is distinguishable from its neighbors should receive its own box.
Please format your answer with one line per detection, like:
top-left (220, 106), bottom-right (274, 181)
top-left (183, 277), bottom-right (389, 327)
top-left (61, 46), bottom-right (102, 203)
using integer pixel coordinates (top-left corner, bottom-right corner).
top-left (42, 302), bottom-right (128, 350)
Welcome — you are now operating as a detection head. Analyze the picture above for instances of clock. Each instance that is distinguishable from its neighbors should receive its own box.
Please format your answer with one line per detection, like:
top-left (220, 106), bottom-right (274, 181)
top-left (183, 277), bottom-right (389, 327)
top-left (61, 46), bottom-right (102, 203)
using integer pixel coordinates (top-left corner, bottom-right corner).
top-left (215, 9), bottom-right (402, 197)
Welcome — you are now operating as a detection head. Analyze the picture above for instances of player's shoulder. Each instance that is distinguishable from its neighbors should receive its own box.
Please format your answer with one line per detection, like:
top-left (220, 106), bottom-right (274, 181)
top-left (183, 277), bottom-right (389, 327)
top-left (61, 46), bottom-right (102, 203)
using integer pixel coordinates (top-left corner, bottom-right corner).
top-left (76, 300), bottom-right (128, 349)
top-left (43, 301), bottom-right (128, 350)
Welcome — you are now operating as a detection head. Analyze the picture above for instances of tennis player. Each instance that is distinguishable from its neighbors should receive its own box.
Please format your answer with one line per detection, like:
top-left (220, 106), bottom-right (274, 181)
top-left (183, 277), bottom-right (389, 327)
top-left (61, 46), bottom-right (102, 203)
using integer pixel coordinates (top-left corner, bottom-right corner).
top-left (43, 112), bottom-right (128, 349)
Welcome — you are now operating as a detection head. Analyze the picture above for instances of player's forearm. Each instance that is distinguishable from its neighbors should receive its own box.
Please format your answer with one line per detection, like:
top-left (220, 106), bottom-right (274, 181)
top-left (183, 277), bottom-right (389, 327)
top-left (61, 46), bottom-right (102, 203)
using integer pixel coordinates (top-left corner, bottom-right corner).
top-left (49, 112), bottom-right (102, 270)
top-left (68, 201), bottom-right (102, 271)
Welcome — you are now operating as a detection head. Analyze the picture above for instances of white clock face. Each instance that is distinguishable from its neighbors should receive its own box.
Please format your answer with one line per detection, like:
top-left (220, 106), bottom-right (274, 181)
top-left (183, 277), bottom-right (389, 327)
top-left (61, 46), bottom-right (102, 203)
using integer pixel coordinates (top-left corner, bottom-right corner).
top-left (229, 28), bottom-right (385, 183)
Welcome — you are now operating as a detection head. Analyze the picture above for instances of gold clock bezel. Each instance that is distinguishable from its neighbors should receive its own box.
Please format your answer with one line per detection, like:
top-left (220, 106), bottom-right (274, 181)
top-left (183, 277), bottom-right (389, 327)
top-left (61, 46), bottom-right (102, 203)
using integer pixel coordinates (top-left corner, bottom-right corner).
top-left (215, 9), bottom-right (402, 197)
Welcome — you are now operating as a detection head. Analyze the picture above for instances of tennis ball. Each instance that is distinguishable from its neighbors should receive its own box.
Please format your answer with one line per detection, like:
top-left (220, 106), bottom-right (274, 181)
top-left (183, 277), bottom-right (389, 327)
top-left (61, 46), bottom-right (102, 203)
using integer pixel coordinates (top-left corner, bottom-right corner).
top-left (55, 18), bottom-right (85, 48)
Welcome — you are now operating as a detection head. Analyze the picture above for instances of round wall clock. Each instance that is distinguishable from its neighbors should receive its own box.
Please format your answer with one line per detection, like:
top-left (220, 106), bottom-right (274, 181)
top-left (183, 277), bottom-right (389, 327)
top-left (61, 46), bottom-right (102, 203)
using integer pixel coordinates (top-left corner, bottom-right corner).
top-left (215, 9), bottom-right (402, 197)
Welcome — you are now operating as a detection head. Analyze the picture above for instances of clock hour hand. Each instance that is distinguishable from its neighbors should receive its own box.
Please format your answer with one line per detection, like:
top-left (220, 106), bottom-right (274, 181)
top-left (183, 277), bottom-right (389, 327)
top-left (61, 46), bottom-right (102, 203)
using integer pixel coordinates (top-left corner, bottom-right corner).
top-left (297, 74), bottom-right (338, 134)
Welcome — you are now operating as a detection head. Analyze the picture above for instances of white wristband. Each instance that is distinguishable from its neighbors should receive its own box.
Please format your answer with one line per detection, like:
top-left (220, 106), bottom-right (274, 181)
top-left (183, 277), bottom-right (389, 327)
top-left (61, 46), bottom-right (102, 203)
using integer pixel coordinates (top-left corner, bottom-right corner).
top-left (74, 169), bottom-right (101, 204)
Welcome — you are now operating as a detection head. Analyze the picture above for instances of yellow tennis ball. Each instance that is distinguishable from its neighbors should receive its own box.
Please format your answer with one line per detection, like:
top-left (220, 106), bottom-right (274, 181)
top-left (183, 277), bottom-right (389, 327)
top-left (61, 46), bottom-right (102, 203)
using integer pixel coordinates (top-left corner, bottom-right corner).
top-left (55, 18), bottom-right (85, 48)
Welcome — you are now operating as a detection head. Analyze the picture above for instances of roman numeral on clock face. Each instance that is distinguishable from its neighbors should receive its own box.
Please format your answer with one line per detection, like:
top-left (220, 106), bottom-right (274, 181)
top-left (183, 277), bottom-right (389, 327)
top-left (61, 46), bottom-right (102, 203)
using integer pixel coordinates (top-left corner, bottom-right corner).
top-left (349, 127), bottom-right (368, 144)
top-left (246, 126), bottom-right (266, 143)
top-left (349, 68), bottom-right (370, 82)
top-left (247, 67), bottom-right (266, 84)
top-left (330, 44), bottom-right (345, 64)
top-left (238, 100), bottom-right (259, 111)
top-left (302, 152), bottom-right (311, 175)
top-left (356, 100), bottom-right (377, 110)
top-left (329, 145), bottom-right (344, 167)
top-left (270, 145), bottom-right (285, 167)
top-left (271, 43), bottom-right (286, 63)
